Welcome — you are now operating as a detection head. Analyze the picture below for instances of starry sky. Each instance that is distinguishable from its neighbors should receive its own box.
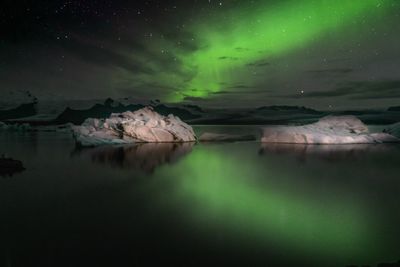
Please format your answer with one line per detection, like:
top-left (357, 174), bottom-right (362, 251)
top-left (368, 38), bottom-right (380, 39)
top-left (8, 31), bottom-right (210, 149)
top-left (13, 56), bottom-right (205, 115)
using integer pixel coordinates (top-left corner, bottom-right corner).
top-left (1, 0), bottom-right (400, 109)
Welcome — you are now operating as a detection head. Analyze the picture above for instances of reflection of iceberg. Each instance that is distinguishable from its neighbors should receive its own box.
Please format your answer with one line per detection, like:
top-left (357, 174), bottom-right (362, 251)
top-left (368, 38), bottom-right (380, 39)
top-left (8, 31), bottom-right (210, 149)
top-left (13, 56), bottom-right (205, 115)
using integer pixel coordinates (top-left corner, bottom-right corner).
top-left (77, 143), bottom-right (194, 173)
top-left (259, 143), bottom-right (399, 162)
top-left (0, 157), bottom-right (25, 177)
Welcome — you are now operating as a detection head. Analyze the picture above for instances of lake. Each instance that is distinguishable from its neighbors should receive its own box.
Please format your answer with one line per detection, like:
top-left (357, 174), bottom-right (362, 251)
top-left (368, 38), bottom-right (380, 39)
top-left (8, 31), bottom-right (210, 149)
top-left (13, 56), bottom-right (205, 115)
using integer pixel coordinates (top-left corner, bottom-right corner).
top-left (1, 126), bottom-right (400, 267)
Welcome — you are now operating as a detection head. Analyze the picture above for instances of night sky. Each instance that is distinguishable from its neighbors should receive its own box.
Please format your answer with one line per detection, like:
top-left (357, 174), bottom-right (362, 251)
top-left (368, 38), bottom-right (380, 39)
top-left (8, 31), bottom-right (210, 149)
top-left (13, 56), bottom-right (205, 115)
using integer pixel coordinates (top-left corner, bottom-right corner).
top-left (1, 0), bottom-right (400, 109)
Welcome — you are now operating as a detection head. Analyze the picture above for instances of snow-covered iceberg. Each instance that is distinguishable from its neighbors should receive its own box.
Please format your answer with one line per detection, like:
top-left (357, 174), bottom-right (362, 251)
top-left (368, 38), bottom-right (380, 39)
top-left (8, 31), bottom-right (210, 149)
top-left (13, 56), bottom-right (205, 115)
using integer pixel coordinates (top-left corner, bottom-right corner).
top-left (261, 116), bottom-right (399, 144)
top-left (72, 107), bottom-right (196, 147)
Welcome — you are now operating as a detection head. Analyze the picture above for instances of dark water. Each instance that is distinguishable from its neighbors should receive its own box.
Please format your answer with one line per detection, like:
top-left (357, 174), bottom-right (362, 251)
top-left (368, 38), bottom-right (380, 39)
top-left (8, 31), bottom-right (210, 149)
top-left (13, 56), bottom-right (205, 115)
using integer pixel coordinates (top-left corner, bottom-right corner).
top-left (1, 127), bottom-right (400, 267)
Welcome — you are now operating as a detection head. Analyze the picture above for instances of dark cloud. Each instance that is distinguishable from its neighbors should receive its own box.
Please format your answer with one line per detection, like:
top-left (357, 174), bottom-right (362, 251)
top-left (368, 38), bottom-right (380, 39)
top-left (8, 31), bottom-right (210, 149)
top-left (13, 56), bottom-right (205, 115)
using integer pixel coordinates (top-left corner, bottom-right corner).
top-left (306, 68), bottom-right (353, 74)
top-left (235, 47), bottom-right (250, 52)
top-left (162, 31), bottom-right (200, 53)
top-left (225, 84), bottom-right (255, 89)
top-left (282, 80), bottom-right (400, 99)
top-left (60, 37), bottom-right (156, 74)
top-left (183, 96), bottom-right (208, 102)
top-left (212, 88), bottom-right (269, 95)
top-left (117, 84), bottom-right (178, 99)
top-left (218, 56), bottom-right (239, 60)
top-left (325, 57), bottom-right (352, 63)
top-left (350, 81), bottom-right (400, 99)
top-left (247, 60), bottom-right (270, 67)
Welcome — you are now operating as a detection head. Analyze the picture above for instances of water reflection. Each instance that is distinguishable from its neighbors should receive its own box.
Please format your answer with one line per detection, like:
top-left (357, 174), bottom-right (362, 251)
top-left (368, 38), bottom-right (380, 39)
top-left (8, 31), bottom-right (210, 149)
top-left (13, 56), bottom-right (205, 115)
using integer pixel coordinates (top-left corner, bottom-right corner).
top-left (172, 146), bottom-right (373, 260)
top-left (2, 129), bottom-right (400, 266)
top-left (259, 143), bottom-right (400, 162)
top-left (73, 142), bottom-right (194, 173)
top-left (0, 157), bottom-right (25, 178)
top-left (164, 143), bottom-right (400, 265)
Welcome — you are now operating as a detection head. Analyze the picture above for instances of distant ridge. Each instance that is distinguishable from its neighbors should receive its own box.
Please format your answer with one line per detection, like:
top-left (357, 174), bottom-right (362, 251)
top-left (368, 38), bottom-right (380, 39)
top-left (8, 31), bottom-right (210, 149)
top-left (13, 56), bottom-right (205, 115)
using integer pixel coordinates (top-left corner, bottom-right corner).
top-left (3, 99), bottom-right (400, 126)
top-left (54, 98), bottom-right (144, 125)
top-left (388, 106), bottom-right (400, 112)
top-left (254, 105), bottom-right (322, 114)
top-left (152, 104), bottom-right (202, 120)
top-left (0, 102), bottom-right (37, 121)
top-left (53, 98), bottom-right (201, 125)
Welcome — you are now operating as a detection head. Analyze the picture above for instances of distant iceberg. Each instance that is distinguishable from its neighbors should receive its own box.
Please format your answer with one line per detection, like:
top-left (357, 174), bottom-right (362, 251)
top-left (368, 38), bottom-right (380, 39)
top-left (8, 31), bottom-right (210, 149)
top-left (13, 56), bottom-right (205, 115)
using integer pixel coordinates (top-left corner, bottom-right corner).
top-left (383, 122), bottom-right (400, 138)
top-left (261, 116), bottom-right (399, 144)
top-left (0, 122), bottom-right (31, 131)
top-left (72, 107), bottom-right (197, 147)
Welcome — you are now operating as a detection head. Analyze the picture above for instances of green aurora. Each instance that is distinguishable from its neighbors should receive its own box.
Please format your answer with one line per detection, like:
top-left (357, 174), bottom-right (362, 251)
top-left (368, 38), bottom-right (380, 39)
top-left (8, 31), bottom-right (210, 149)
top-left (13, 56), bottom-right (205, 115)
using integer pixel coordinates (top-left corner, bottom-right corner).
top-left (2, 0), bottom-right (400, 109)
top-left (116, 0), bottom-right (392, 102)
top-left (169, 0), bottom-right (391, 101)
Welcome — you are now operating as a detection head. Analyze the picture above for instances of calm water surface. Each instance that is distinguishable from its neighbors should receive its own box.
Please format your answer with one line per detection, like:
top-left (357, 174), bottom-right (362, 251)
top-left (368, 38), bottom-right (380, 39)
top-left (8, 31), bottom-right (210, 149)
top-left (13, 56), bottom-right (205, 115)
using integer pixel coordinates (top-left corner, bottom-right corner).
top-left (1, 126), bottom-right (400, 267)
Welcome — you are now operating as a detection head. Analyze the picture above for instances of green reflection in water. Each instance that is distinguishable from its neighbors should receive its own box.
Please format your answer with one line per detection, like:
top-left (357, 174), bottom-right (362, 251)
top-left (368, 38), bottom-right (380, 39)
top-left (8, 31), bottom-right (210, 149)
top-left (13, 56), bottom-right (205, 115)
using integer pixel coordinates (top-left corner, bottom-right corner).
top-left (159, 144), bottom-right (377, 262)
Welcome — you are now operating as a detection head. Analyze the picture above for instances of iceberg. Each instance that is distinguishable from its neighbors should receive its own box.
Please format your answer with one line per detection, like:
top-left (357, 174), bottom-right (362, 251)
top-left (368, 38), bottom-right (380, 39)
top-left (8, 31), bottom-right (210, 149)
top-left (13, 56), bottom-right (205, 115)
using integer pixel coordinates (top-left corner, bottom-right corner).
top-left (261, 116), bottom-right (399, 144)
top-left (72, 107), bottom-right (196, 147)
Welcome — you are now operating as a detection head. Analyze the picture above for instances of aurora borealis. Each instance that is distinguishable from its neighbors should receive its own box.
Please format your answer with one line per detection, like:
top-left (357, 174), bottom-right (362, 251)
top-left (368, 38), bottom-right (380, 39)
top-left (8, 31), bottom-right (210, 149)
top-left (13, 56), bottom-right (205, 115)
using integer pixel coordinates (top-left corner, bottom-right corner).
top-left (1, 0), bottom-right (400, 109)
top-left (168, 0), bottom-right (391, 101)
top-left (2, 2), bottom-right (400, 265)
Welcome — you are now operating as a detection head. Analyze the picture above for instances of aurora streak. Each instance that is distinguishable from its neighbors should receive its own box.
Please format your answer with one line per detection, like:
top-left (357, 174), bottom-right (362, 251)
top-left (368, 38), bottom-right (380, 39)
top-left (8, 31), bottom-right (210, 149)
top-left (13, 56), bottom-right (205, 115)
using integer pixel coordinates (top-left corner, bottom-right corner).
top-left (162, 0), bottom-right (391, 101)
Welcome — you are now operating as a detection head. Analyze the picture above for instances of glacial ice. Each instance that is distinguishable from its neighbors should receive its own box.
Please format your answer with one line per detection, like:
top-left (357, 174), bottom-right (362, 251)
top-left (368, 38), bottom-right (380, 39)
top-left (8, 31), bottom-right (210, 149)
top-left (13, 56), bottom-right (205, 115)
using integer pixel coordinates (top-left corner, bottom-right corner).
top-left (261, 116), bottom-right (399, 144)
top-left (72, 107), bottom-right (196, 147)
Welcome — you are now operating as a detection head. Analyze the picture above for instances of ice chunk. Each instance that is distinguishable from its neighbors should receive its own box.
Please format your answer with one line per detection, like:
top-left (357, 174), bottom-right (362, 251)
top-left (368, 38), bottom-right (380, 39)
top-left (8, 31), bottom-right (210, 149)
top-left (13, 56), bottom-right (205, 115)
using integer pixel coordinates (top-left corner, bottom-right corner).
top-left (72, 107), bottom-right (196, 147)
top-left (261, 116), bottom-right (399, 144)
